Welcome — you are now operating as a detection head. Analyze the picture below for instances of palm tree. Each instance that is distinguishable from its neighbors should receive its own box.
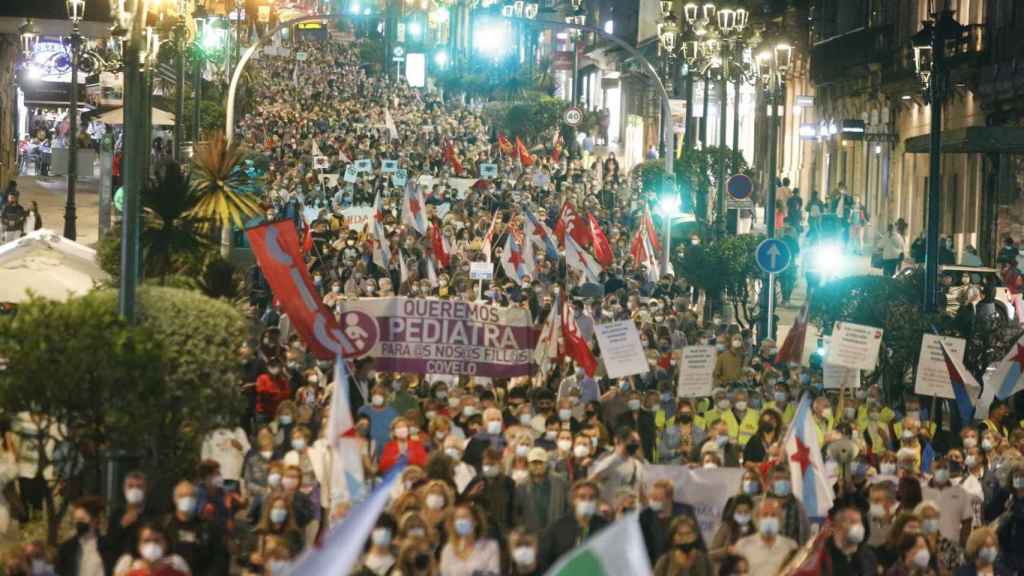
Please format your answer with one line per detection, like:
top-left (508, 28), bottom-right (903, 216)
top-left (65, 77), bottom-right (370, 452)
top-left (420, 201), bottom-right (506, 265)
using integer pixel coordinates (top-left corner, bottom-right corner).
top-left (188, 130), bottom-right (263, 256)
top-left (141, 163), bottom-right (208, 280)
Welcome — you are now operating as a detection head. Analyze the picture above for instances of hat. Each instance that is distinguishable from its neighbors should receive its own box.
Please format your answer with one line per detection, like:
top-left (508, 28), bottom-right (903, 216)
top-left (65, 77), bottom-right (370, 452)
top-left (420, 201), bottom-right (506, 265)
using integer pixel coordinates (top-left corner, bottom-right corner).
top-left (527, 447), bottom-right (549, 463)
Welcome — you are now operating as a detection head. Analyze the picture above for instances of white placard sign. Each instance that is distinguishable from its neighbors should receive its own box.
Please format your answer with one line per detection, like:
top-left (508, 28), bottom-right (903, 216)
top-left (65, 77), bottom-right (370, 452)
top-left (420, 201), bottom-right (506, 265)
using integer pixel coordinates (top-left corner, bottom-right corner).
top-left (914, 333), bottom-right (967, 399)
top-left (381, 159), bottom-right (398, 173)
top-left (340, 207), bottom-right (374, 232)
top-left (593, 321), bottom-right (650, 379)
top-left (677, 345), bottom-right (716, 398)
top-left (825, 321), bottom-right (884, 371)
top-left (343, 166), bottom-right (358, 183)
top-left (318, 173), bottom-right (339, 187)
top-left (824, 363), bottom-right (861, 390)
top-left (645, 466), bottom-right (745, 544)
top-left (469, 262), bottom-right (494, 280)
top-left (312, 155), bottom-right (329, 170)
top-left (354, 159), bottom-right (373, 172)
top-left (479, 163), bottom-right (498, 179)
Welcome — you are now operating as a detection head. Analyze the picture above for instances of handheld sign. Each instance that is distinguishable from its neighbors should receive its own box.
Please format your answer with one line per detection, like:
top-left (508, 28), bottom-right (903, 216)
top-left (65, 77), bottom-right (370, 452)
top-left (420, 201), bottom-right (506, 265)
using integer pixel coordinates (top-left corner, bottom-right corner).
top-left (343, 166), bottom-right (358, 183)
top-left (479, 163), bottom-right (498, 179)
top-left (381, 159), bottom-right (399, 173)
top-left (914, 334), bottom-right (967, 399)
top-left (594, 321), bottom-right (650, 379)
top-left (677, 345), bottom-right (715, 398)
top-left (825, 321), bottom-right (884, 371)
top-left (469, 262), bottom-right (494, 281)
top-left (755, 238), bottom-right (792, 274)
top-left (354, 159), bottom-right (373, 172)
top-left (312, 155), bottom-right (329, 170)
top-left (392, 169), bottom-right (408, 187)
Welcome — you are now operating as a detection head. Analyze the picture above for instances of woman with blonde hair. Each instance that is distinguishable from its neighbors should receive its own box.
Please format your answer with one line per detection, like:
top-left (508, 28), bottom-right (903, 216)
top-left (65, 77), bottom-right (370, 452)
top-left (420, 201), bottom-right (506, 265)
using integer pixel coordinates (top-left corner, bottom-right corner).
top-left (249, 494), bottom-right (303, 564)
top-left (915, 500), bottom-right (961, 575)
top-left (955, 526), bottom-right (1006, 576)
top-left (438, 502), bottom-right (500, 576)
top-left (397, 511), bottom-right (436, 550)
top-left (653, 516), bottom-right (713, 576)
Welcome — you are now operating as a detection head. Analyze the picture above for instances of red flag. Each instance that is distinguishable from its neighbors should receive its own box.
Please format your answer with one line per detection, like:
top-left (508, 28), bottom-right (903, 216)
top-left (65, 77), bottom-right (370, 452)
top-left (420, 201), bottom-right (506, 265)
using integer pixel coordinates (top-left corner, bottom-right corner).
top-left (561, 297), bottom-right (597, 377)
top-left (641, 206), bottom-right (661, 253)
top-left (301, 223), bottom-right (314, 254)
top-left (775, 300), bottom-right (809, 366)
top-left (430, 221), bottom-right (451, 268)
top-left (588, 213), bottom-right (613, 268)
top-left (554, 200), bottom-right (591, 248)
top-left (246, 221), bottom-right (356, 360)
top-left (516, 136), bottom-right (534, 167)
top-left (551, 132), bottom-right (562, 163)
top-left (498, 131), bottom-right (514, 156)
top-left (444, 142), bottom-right (464, 175)
top-left (787, 523), bottom-right (832, 576)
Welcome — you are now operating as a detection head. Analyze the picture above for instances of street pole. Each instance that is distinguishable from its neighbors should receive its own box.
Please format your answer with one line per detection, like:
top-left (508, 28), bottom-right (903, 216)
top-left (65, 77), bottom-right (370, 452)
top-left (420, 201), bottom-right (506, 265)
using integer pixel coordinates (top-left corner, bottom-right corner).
top-left (119, 11), bottom-right (148, 323)
top-left (661, 211), bottom-right (672, 275)
top-left (65, 27), bottom-right (80, 241)
top-left (762, 79), bottom-right (781, 341)
top-left (192, 51), bottom-right (202, 142)
top-left (716, 72), bottom-right (727, 235)
top-left (683, 68), bottom-right (694, 153)
top-left (700, 70), bottom-right (709, 147)
top-left (924, 17), bottom-right (946, 314)
top-left (571, 34), bottom-right (579, 106)
top-left (174, 19), bottom-right (185, 162)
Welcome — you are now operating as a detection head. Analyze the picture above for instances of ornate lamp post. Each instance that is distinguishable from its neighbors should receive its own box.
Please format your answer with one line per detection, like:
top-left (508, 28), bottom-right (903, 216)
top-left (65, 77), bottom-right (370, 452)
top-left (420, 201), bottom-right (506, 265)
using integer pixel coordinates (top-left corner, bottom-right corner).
top-left (755, 40), bottom-right (790, 342)
top-left (62, 0), bottom-right (86, 241)
top-left (912, 4), bottom-right (964, 313)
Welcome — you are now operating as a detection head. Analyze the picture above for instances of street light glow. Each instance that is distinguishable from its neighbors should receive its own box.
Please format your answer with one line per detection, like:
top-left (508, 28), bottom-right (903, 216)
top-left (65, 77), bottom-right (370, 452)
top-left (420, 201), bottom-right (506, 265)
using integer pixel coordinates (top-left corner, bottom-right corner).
top-left (350, 2), bottom-right (361, 14)
top-left (408, 21), bottom-right (422, 37)
top-left (473, 20), bottom-right (511, 58)
top-left (433, 50), bottom-right (448, 66)
top-left (658, 195), bottom-right (681, 217)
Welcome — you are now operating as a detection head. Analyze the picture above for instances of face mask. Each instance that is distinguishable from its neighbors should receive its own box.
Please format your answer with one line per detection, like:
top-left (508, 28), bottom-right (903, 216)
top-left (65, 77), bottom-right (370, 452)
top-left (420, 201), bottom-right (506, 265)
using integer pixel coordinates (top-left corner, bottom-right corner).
top-left (703, 461), bottom-right (718, 469)
top-left (260, 450), bottom-right (273, 460)
top-left (758, 517), bottom-right (780, 536)
top-left (425, 493), bottom-right (445, 510)
top-left (545, 430), bottom-right (558, 441)
top-left (717, 399), bottom-right (731, 411)
top-left (921, 518), bottom-right (939, 534)
top-left (869, 503), bottom-right (887, 519)
top-left (448, 397), bottom-right (461, 408)
top-left (519, 413), bottom-right (533, 426)
top-left (1013, 477), bottom-right (1024, 489)
top-left (559, 408), bottom-right (573, 421)
top-left (407, 527), bottom-right (426, 539)
top-left (979, 547), bottom-right (998, 564)
top-left (512, 546), bottom-right (536, 567)
top-left (370, 527), bottom-right (392, 547)
top-left (279, 415), bottom-right (293, 425)
top-left (912, 548), bottom-right (930, 569)
top-left (515, 445), bottom-right (530, 458)
top-left (282, 477), bottom-right (299, 490)
top-left (933, 469), bottom-right (949, 483)
top-left (394, 427), bottom-right (409, 440)
top-left (880, 463), bottom-right (897, 475)
top-left (75, 521), bottom-right (92, 537)
top-left (557, 439), bottom-right (573, 452)
top-left (902, 429), bottom-right (915, 440)
top-left (573, 445), bottom-right (589, 458)
top-left (734, 512), bottom-right (752, 525)
top-left (774, 391), bottom-right (787, 403)
top-left (648, 500), bottom-right (664, 512)
top-left (270, 508), bottom-right (288, 524)
top-left (125, 488), bottom-right (145, 505)
top-left (372, 395), bottom-right (385, 407)
top-left (678, 413), bottom-right (693, 424)
top-left (139, 542), bottom-right (163, 562)
top-left (734, 400), bottom-right (748, 412)
top-left (625, 442), bottom-right (640, 456)
top-left (773, 480), bottom-right (791, 496)
top-left (445, 447), bottom-right (462, 461)
top-left (511, 469), bottom-right (530, 483)
top-left (454, 518), bottom-right (475, 537)
top-left (575, 500), bottom-right (596, 518)
top-left (291, 438), bottom-right (306, 451)
top-left (716, 344), bottom-right (726, 352)
top-left (963, 437), bottom-right (977, 449)
top-left (743, 480), bottom-right (760, 495)
top-left (267, 473), bottom-right (282, 487)
top-left (627, 399), bottom-right (641, 411)
top-left (982, 438), bottom-right (994, 451)
top-left (482, 465), bottom-right (499, 478)
top-left (486, 421), bottom-right (502, 435)
top-left (176, 496), bottom-right (196, 515)
top-left (844, 407), bottom-right (856, 420)
top-left (847, 523), bottom-right (865, 544)
top-left (732, 340), bottom-right (742, 349)
top-left (965, 455), bottom-right (977, 468)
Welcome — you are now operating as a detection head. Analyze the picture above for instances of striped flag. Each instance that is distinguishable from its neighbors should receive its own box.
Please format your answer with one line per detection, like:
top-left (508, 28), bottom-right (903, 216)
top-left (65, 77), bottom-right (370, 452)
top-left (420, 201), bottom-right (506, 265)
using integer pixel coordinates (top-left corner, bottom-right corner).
top-left (939, 339), bottom-right (981, 423)
top-left (542, 512), bottom-right (652, 576)
top-left (401, 180), bottom-right (427, 235)
top-left (565, 234), bottom-right (602, 284)
top-left (525, 207), bottom-right (559, 260)
top-left (534, 293), bottom-right (562, 374)
top-left (783, 395), bottom-right (835, 519)
top-left (978, 334), bottom-right (1024, 419)
top-left (325, 356), bottom-right (366, 504)
top-left (371, 192), bottom-right (390, 269)
top-left (500, 233), bottom-right (532, 285)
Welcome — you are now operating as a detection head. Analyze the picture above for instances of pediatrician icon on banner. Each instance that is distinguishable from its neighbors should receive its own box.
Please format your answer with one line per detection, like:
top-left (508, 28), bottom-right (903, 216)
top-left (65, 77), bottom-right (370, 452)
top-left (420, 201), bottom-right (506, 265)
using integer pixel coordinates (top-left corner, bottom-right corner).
top-left (340, 310), bottom-right (378, 356)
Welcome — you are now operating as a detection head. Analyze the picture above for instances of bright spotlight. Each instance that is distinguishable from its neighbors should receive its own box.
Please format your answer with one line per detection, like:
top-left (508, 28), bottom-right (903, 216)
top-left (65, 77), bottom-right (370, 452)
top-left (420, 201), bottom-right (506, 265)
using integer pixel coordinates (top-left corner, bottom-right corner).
top-left (433, 50), bottom-right (449, 66)
top-left (350, 2), bottom-right (361, 14)
top-left (658, 196), bottom-right (680, 217)
top-left (473, 20), bottom-right (511, 58)
top-left (408, 21), bottom-right (422, 37)
top-left (363, 7), bottom-right (371, 14)
top-left (812, 242), bottom-right (845, 280)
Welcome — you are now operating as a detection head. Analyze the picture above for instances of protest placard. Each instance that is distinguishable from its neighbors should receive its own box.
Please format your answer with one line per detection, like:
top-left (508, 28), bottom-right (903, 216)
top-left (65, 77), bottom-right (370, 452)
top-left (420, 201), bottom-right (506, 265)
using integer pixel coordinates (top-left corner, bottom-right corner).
top-left (381, 159), bottom-right (398, 173)
top-left (914, 333), bottom-right (967, 399)
top-left (677, 345), bottom-right (716, 398)
top-left (343, 166), bottom-right (358, 183)
top-left (825, 321), bottom-right (884, 370)
top-left (479, 163), bottom-right (498, 179)
top-left (392, 169), bottom-right (408, 186)
top-left (645, 466), bottom-right (744, 544)
top-left (593, 321), bottom-right (650, 379)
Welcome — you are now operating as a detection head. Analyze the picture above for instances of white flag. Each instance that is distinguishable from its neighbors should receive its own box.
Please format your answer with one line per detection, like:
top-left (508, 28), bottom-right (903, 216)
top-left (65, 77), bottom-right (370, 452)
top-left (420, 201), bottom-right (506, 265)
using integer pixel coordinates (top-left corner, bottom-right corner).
top-left (384, 108), bottom-right (399, 140)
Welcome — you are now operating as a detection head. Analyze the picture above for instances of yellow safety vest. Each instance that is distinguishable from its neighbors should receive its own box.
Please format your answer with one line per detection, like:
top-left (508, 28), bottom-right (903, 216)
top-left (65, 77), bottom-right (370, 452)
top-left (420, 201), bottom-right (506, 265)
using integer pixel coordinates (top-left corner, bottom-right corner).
top-left (893, 420), bottom-right (937, 439)
top-left (763, 401), bottom-right (796, 425)
top-left (813, 414), bottom-right (834, 446)
top-left (721, 409), bottom-right (762, 447)
top-left (857, 405), bottom-right (896, 430)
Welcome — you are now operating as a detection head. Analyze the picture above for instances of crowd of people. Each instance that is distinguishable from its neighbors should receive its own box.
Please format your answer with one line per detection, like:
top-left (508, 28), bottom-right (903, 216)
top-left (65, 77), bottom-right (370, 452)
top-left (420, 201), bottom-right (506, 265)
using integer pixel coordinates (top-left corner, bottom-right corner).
top-left (4, 25), bottom-right (1024, 576)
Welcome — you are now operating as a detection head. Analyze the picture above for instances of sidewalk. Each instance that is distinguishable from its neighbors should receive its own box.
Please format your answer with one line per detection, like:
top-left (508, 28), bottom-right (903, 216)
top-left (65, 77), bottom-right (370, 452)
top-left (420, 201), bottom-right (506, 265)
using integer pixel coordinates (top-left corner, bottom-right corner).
top-left (14, 174), bottom-right (101, 247)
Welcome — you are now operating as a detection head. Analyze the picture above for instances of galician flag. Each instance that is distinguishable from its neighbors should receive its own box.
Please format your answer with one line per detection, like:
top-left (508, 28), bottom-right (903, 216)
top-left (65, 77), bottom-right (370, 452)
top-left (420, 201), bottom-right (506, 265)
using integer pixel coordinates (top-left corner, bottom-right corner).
top-left (542, 512), bottom-right (652, 576)
top-left (525, 207), bottom-right (559, 260)
top-left (325, 355), bottom-right (366, 504)
top-left (371, 192), bottom-right (390, 269)
top-left (534, 293), bottom-right (562, 374)
top-left (938, 339), bottom-right (981, 423)
top-left (978, 334), bottom-right (1024, 419)
top-left (783, 395), bottom-right (835, 519)
top-left (501, 233), bottom-right (532, 285)
top-left (283, 461), bottom-right (404, 576)
top-left (401, 180), bottom-right (427, 235)
top-left (565, 234), bottom-right (602, 285)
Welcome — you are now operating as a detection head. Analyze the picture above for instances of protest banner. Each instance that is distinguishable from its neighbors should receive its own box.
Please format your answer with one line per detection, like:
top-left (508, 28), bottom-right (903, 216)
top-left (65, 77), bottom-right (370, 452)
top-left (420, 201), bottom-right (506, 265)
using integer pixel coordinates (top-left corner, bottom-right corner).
top-left (677, 345), bottom-right (715, 398)
top-left (392, 169), bottom-right (408, 186)
top-left (593, 321), bottom-right (649, 379)
top-left (354, 159), bottom-right (373, 172)
top-left (340, 207), bottom-right (374, 232)
top-left (381, 159), bottom-right (398, 173)
top-left (914, 333), bottom-right (967, 399)
top-left (469, 262), bottom-right (494, 281)
top-left (335, 297), bottom-right (536, 377)
top-left (344, 165), bottom-right (358, 183)
top-left (645, 466), bottom-right (744, 544)
top-left (479, 163), bottom-right (498, 179)
top-left (823, 363), bottom-right (860, 390)
top-left (825, 321), bottom-right (883, 371)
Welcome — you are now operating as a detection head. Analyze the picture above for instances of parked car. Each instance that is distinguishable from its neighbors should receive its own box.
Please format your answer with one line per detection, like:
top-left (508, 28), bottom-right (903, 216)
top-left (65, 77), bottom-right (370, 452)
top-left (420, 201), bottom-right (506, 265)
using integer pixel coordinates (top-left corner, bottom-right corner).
top-left (897, 264), bottom-right (1014, 320)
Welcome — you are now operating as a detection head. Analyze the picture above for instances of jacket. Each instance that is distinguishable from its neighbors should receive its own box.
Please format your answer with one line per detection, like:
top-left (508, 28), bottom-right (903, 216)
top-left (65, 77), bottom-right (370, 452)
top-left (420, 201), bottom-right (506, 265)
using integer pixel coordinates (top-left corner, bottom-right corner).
top-left (107, 502), bottom-right (161, 559)
top-left (640, 503), bottom-right (699, 564)
top-left (713, 350), bottom-right (744, 386)
top-left (55, 535), bottom-right (117, 576)
top-left (515, 472), bottom-right (570, 533)
top-left (163, 515), bottom-right (230, 576)
top-left (538, 513), bottom-right (610, 571)
top-left (378, 440), bottom-right (428, 474)
top-left (283, 441), bottom-right (333, 508)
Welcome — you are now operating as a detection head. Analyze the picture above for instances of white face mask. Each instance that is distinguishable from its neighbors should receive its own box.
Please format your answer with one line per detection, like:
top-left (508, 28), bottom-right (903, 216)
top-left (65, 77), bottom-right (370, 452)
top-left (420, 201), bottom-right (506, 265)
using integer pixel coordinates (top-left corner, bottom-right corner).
top-left (573, 445), bottom-right (589, 458)
top-left (372, 394), bottom-right (385, 407)
top-left (267, 473), bottom-right (282, 487)
top-left (125, 488), bottom-right (145, 505)
top-left (557, 439), bottom-right (573, 452)
top-left (445, 447), bottom-right (462, 461)
top-left (139, 542), bottom-right (163, 562)
top-left (425, 493), bottom-right (445, 510)
top-left (486, 420), bottom-right (502, 435)
top-left (512, 546), bottom-right (536, 567)
top-left (175, 496), bottom-right (196, 515)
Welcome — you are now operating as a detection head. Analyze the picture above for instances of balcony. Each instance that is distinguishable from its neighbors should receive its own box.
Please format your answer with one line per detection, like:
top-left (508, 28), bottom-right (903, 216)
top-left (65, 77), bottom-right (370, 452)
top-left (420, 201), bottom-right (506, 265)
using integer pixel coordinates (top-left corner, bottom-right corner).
top-left (809, 25), bottom-right (893, 85)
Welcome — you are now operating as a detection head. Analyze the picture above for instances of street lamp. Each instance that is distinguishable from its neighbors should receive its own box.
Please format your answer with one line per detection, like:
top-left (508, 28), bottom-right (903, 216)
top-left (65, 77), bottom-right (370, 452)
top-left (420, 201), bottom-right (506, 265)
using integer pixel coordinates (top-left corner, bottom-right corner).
top-left (756, 39), bottom-right (790, 342)
top-left (19, 19), bottom-right (39, 58)
top-left (61, 0), bottom-right (87, 241)
top-left (912, 6), bottom-right (964, 313)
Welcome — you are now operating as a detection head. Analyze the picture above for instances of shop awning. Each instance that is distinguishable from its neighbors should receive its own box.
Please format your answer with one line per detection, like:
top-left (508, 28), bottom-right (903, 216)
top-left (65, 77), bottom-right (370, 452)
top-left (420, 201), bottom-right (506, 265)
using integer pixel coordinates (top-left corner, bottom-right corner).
top-left (904, 126), bottom-right (1024, 154)
top-left (21, 80), bottom-right (72, 107)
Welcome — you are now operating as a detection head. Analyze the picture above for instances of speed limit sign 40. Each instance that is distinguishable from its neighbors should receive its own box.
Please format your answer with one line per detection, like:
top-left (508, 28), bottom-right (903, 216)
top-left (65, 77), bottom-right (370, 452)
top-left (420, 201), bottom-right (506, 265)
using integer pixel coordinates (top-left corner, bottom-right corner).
top-left (563, 107), bottom-right (583, 127)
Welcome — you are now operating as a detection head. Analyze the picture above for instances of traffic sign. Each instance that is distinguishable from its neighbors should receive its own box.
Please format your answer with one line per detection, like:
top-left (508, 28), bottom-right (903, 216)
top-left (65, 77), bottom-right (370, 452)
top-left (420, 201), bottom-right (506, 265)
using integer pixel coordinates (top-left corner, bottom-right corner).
top-left (393, 46), bottom-right (405, 58)
top-left (727, 174), bottom-right (752, 200)
top-left (756, 238), bottom-right (792, 274)
top-left (563, 107), bottom-right (583, 127)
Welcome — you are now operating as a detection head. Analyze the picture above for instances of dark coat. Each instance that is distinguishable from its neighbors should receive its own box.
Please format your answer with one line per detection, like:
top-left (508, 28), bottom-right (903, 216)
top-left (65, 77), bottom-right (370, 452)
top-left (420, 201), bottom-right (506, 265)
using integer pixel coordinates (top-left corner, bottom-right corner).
top-left (538, 513), bottom-right (610, 571)
top-left (55, 535), bottom-right (117, 576)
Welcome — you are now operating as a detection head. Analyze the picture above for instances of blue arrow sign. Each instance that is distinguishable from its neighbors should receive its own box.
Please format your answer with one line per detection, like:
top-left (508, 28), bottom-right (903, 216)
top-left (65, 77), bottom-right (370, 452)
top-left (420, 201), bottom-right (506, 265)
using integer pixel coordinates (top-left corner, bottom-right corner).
top-left (756, 238), bottom-right (792, 274)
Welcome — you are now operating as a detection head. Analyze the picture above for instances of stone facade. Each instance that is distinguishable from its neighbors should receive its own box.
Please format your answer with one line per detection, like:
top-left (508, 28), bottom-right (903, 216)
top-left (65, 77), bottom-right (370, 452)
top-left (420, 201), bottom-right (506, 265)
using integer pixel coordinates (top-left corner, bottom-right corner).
top-left (0, 37), bottom-right (18, 188)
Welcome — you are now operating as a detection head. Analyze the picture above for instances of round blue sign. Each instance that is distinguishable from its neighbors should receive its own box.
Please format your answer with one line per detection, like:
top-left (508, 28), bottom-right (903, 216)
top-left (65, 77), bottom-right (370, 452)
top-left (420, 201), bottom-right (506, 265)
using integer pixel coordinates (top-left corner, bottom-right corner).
top-left (755, 238), bottom-right (792, 274)
top-left (727, 174), bottom-right (753, 200)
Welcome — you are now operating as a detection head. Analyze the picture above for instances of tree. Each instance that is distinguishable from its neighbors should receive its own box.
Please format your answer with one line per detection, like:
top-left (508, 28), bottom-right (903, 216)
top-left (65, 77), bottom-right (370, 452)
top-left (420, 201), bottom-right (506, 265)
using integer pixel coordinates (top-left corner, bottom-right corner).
top-left (142, 163), bottom-right (208, 280)
top-left (500, 94), bottom-right (568, 145)
top-left (675, 146), bottom-right (752, 222)
top-left (678, 234), bottom-right (765, 329)
top-left (0, 287), bottom-right (244, 544)
top-left (189, 130), bottom-right (263, 256)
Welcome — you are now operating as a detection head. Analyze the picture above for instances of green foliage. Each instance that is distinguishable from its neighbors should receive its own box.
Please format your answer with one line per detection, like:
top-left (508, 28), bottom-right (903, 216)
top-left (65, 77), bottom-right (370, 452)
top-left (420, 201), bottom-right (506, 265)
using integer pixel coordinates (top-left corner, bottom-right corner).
top-left (632, 161), bottom-right (671, 195)
top-left (499, 95), bottom-right (568, 145)
top-left (182, 97), bottom-right (226, 142)
top-left (679, 234), bottom-right (765, 328)
top-left (141, 164), bottom-right (208, 280)
top-left (0, 286), bottom-right (242, 542)
top-left (675, 146), bottom-right (752, 218)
